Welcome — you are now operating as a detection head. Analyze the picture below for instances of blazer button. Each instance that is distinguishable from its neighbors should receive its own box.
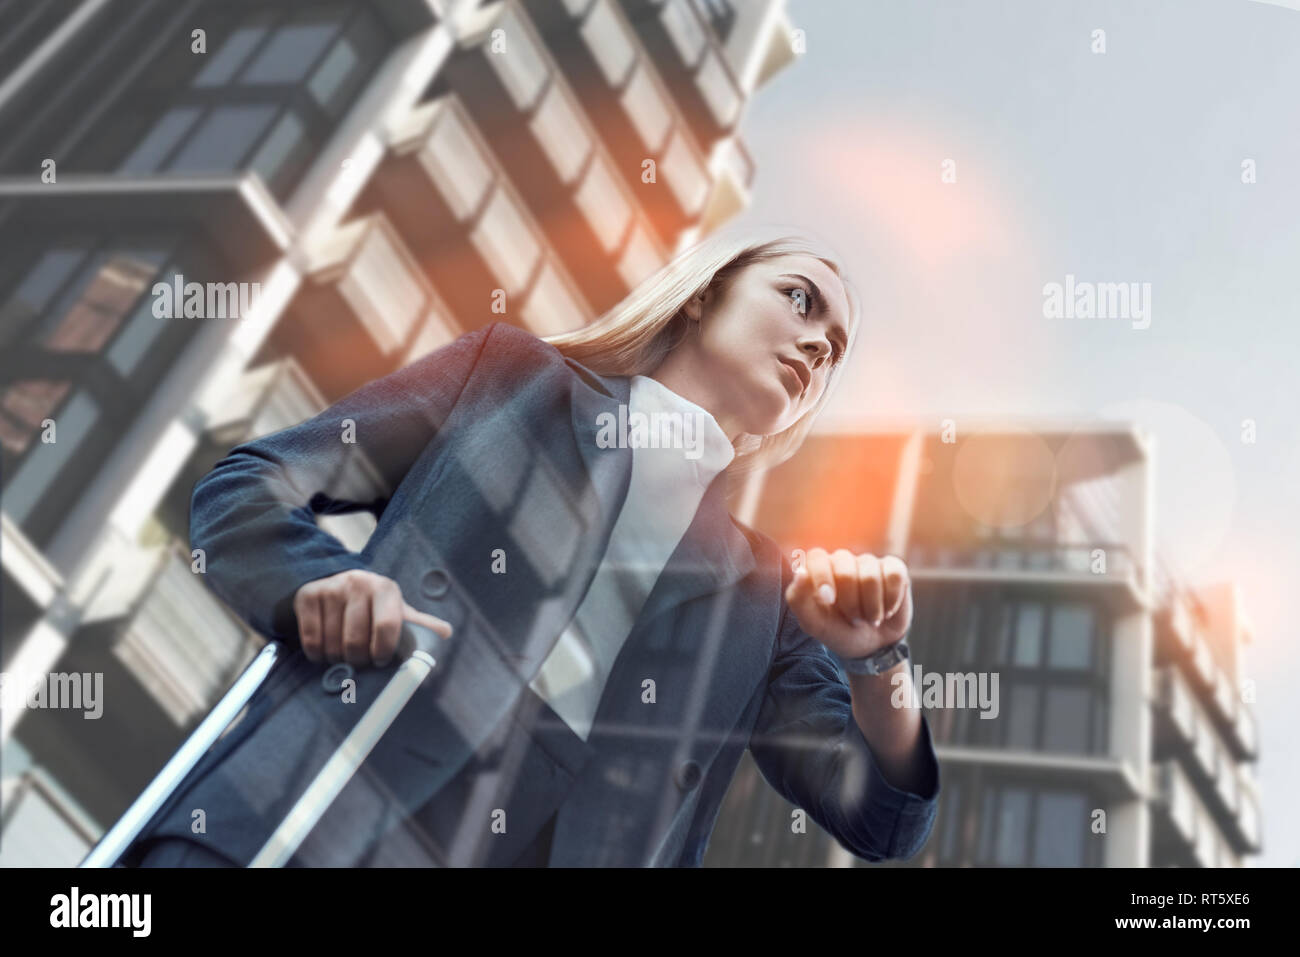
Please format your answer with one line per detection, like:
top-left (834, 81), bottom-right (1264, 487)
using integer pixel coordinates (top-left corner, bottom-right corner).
top-left (674, 760), bottom-right (702, 791)
top-left (321, 663), bottom-right (354, 695)
top-left (421, 568), bottom-right (451, 599)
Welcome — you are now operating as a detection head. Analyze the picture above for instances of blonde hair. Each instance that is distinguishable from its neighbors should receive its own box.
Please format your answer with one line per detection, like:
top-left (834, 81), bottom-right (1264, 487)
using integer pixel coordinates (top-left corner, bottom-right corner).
top-left (541, 224), bottom-right (862, 480)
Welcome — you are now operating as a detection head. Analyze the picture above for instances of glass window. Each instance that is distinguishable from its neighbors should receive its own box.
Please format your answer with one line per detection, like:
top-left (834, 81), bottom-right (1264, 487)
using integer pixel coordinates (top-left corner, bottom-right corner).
top-left (961, 602), bottom-right (981, 664)
top-left (1043, 688), bottom-right (1091, 754)
top-left (423, 110), bottom-right (493, 222)
top-left (0, 248), bottom-right (87, 345)
top-left (522, 262), bottom-right (588, 336)
top-left (660, 0), bottom-right (708, 64)
top-left (995, 787), bottom-right (1030, 865)
top-left (118, 107), bottom-right (202, 173)
top-left (574, 155), bottom-right (631, 253)
top-left (580, 1), bottom-right (635, 86)
top-left (1012, 603), bottom-right (1044, 666)
top-left (168, 104), bottom-right (278, 172)
top-left (37, 247), bottom-right (165, 354)
top-left (1093, 697), bottom-right (1108, 755)
top-left (939, 781), bottom-right (962, 860)
top-left (308, 37), bottom-right (360, 110)
top-left (488, 9), bottom-right (549, 110)
top-left (470, 186), bottom-right (541, 295)
top-left (616, 224), bottom-right (663, 290)
top-left (992, 605), bottom-right (1011, 663)
top-left (1048, 604), bottom-right (1094, 669)
top-left (0, 379), bottom-right (70, 458)
top-left (659, 128), bottom-right (708, 215)
top-left (249, 111), bottom-right (309, 191)
top-left (240, 12), bottom-right (341, 86)
top-left (694, 47), bottom-right (740, 126)
top-left (192, 23), bottom-right (272, 87)
top-left (528, 83), bottom-right (591, 185)
top-left (106, 293), bottom-right (172, 378)
top-left (347, 225), bottom-right (427, 353)
top-left (977, 792), bottom-right (996, 862)
top-left (619, 63), bottom-right (672, 152)
top-left (1006, 685), bottom-right (1039, 749)
top-left (1033, 792), bottom-right (1087, 866)
top-left (1, 390), bottom-right (99, 525)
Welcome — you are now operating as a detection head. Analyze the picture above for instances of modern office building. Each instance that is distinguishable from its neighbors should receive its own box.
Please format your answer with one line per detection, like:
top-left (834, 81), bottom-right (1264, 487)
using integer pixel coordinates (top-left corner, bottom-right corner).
top-left (0, 0), bottom-right (800, 865)
top-left (704, 425), bottom-right (1262, 867)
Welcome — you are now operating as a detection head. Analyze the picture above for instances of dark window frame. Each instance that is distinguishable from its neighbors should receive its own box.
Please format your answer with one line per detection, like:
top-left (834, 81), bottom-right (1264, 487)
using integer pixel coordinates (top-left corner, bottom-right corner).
top-left (0, 228), bottom-right (231, 547)
top-left (52, 1), bottom-right (391, 200)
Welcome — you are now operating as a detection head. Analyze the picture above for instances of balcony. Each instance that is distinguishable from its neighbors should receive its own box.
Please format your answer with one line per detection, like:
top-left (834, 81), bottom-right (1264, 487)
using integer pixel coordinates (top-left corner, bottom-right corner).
top-left (364, 94), bottom-right (594, 335)
top-left (1155, 594), bottom-right (1258, 761)
top-left (619, 0), bottom-right (745, 145)
top-left (441, 0), bottom-right (660, 313)
top-left (906, 539), bottom-right (1146, 613)
top-left (524, 0), bottom-right (713, 245)
top-left (1152, 666), bottom-right (1197, 749)
top-left (616, 221), bottom-right (666, 289)
top-left (1150, 759), bottom-right (1200, 857)
top-left (76, 541), bottom-right (254, 727)
top-left (0, 768), bottom-right (97, 867)
top-left (1151, 666), bottom-right (1260, 857)
top-left (10, 536), bottom-right (260, 826)
top-left (271, 212), bottom-right (432, 401)
top-left (1148, 759), bottom-right (1249, 866)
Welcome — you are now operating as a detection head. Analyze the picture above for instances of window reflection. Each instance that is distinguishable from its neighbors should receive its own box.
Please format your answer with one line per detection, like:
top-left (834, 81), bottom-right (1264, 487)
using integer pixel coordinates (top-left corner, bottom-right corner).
top-left (240, 10), bottom-right (342, 86)
top-left (37, 248), bottom-right (165, 354)
top-left (0, 248), bottom-right (87, 348)
top-left (191, 22), bottom-right (272, 88)
top-left (1033, 792), bottom-right (1087, 866)
top-left (168, 104), bottom-right (279, 172)
top-left (2, 390), bottom-right (99, 525)
top-left (1049, 604), bottom-right (1094, 669)
top-left (0, 232), bottom-right (215, 545)
top-left (119, 108), bottom-right (202, 174)
top-left (974, 782), bottom-right (1094, 866)
top-left (950, 592), bottom-right (1108, 755)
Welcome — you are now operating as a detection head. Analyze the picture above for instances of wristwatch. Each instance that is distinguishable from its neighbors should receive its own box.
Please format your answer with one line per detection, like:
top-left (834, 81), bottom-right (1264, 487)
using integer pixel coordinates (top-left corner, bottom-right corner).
top-left (831, 637), bottom-right (910, 676)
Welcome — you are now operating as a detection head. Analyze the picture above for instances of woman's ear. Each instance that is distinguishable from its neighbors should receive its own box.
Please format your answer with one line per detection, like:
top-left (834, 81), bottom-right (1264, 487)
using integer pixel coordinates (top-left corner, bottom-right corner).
top-left (683, 286), bottom-right (711, 322)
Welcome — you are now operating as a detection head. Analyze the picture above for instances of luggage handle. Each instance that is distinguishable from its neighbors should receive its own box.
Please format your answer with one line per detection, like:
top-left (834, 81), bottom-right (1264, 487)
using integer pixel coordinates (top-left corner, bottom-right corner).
top-left (249, 621), bottom-right (445, 867)
top-left (79, 621), bottom-right (445, 868)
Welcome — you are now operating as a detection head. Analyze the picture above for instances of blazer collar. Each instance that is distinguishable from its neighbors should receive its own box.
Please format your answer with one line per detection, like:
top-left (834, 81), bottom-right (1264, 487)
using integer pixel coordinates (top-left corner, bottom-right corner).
top-left (564, 356), bottom-right (757, 623)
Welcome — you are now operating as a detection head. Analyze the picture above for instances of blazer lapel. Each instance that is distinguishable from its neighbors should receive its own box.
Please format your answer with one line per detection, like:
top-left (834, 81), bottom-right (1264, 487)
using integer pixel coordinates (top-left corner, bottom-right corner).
top-left (564, 355), bottom-right (757, 615)
top-left (639, 467), bottom-right (756, 625)
top-left (565, 356), bottom-right (632, 527)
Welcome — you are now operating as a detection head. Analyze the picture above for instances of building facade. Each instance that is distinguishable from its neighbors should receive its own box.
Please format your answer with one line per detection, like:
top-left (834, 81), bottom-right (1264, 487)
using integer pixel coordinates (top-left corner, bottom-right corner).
top-left (0, 0), bottom-right (799, 866)
top-left (704, 425), bottom-right (1262, 867)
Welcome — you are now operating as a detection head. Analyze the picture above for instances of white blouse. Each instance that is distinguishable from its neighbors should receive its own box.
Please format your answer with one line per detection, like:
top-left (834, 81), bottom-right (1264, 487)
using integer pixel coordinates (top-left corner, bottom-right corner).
top-left (527, 373), bottom-right (736, 740)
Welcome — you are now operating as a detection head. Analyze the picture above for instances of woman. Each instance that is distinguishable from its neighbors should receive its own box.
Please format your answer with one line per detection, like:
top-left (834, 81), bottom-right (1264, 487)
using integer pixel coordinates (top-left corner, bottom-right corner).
top-left (128, 226), bottom-right (941, 867)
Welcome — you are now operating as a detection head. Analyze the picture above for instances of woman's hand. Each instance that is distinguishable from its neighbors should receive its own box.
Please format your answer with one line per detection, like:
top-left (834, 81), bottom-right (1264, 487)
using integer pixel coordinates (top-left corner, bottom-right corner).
top-left (785, 548), bottom-right (912, 661)
top-left (292, 569), bottom-right (453, 668)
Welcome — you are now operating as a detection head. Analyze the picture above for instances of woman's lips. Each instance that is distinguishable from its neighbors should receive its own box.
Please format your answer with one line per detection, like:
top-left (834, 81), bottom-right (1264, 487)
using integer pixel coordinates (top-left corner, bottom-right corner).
top-left (777, 358), bottom-right (803, 398)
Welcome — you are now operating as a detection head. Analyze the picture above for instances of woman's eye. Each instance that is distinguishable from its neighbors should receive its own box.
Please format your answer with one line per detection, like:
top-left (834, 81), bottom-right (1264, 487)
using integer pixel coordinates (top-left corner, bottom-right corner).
top-left (786, 287), bottom-right (809, 315)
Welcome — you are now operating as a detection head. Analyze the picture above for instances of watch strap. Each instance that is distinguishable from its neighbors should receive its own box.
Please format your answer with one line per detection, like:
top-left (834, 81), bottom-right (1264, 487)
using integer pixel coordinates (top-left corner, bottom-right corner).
top-left (831, 637), bottom-right (911, 676)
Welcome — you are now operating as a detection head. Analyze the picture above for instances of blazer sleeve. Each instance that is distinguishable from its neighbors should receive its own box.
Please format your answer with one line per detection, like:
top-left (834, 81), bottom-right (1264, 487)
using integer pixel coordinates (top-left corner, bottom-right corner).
top-left (748, 583), bottom-right (942, 863)
top-left (188, 322), bottom-right (494, 645)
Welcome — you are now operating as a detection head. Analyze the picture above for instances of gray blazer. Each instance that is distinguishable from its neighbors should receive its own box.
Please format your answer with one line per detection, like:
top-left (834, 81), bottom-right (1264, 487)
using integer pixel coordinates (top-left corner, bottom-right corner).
top-left (131, 321), bottom-right (940, 866)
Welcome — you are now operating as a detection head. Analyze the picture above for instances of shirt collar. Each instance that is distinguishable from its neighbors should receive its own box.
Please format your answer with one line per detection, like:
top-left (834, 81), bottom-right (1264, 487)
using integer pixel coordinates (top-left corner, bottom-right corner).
top-left (628, 374), bottom-right (736, 485)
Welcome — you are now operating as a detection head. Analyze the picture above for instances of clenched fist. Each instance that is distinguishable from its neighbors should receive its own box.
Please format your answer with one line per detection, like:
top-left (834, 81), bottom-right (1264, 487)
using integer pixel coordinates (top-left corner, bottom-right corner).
top-left (785, 548), bottom-right (912, 662)
top-left (293, 568), bottom-right (453, 668)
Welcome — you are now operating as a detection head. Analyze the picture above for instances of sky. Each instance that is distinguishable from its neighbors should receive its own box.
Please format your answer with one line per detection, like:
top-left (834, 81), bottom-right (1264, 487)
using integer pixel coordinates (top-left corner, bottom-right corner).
top-left (731, 0), bottom-right (1300, 867)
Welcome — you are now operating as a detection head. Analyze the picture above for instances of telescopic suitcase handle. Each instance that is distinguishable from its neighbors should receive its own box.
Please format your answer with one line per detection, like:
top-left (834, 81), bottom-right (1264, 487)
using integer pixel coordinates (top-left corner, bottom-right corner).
top-left (249, 620), bottom-right (444, 867)
top-left (79, 621), bottom-right (445, 868)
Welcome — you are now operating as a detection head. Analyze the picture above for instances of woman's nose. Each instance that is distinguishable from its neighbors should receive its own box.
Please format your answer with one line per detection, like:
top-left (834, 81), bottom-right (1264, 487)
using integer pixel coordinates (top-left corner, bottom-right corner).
top-left (800, 340), bottom-right (830, 367)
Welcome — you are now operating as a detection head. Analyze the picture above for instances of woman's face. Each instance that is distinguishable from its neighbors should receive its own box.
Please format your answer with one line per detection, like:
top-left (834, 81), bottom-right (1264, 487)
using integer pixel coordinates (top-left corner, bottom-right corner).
top-left (662, 253), bottom-right (853, 440)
